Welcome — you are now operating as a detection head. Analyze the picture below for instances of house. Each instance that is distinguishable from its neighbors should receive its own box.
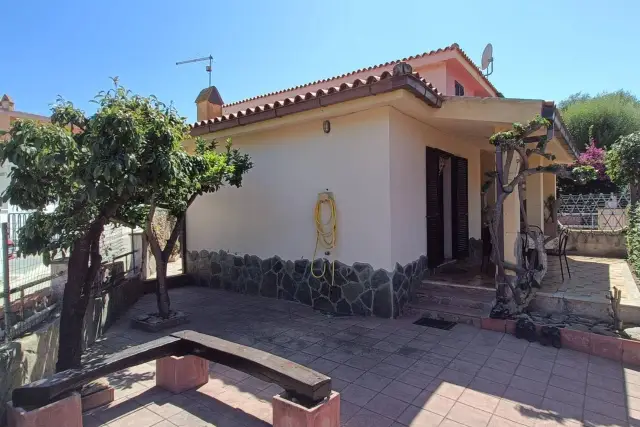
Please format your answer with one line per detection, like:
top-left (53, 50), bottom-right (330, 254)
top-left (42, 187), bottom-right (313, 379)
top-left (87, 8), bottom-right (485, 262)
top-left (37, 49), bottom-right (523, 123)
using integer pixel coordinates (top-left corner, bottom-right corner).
top-left (184, 43), bottom-right (578, 319)
top-left (0, 95), bottom-right (52, 224)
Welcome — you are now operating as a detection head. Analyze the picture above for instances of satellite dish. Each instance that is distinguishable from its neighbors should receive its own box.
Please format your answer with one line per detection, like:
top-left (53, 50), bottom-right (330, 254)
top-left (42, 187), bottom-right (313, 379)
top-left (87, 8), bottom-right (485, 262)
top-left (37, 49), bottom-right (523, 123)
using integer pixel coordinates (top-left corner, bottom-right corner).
top-left (481, 43), bottom-right (494, 76)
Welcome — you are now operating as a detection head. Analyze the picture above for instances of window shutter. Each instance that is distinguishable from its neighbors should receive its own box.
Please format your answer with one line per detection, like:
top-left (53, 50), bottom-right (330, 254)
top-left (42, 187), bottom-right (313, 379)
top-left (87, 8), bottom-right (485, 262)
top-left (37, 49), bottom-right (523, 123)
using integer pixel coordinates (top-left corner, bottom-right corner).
top-left (451, 156), bottom-right (469, 258)
top-left (426, 148), bottom-right (444, 268)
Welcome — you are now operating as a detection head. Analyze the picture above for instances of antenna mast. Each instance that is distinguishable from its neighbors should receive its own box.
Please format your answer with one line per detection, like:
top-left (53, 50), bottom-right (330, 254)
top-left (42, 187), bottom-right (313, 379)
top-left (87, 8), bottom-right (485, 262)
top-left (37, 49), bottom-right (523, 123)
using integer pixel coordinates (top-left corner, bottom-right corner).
top-left (176, 55), bottom-right (214, 87)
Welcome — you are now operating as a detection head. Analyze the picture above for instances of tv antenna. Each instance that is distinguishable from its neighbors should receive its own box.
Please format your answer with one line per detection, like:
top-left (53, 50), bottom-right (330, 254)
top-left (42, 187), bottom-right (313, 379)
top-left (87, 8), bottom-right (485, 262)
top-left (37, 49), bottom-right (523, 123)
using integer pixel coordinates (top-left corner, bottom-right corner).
top-left (176, 55), bottom-right (214, 87)
top-left (481, 43), bottom-right (494, 77)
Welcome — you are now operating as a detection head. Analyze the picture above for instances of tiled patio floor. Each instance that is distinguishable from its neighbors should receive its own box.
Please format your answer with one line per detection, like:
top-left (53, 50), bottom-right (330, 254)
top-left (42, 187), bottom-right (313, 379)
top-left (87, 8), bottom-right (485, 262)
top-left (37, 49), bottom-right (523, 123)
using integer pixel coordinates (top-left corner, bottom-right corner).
top-left (540, 256), bottom-right (639, 304)
top-left (83, 287), bottom-right (638, 427)
top-left (428, 256), bottom-right (639, 306)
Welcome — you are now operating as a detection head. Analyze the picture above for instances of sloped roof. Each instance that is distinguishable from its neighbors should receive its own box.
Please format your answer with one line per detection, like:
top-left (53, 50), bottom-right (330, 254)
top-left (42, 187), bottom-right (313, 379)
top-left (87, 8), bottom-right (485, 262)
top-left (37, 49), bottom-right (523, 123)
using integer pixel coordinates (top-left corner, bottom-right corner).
top-left (191, 65), bottom-right (442, 135)
top-left (222, 43), bottom-right (498, 110)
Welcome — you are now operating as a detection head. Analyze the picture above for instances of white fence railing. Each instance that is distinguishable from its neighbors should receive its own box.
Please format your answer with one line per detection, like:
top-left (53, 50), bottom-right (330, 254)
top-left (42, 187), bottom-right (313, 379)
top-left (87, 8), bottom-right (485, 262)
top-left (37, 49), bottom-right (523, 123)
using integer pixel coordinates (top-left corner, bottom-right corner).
top-left (558, 191), bottom-right (630, 231)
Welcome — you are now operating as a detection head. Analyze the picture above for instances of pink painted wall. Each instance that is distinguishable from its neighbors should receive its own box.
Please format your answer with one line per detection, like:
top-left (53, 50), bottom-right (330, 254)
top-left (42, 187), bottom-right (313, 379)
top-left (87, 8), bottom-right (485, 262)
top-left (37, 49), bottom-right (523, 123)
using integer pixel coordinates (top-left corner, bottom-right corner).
top-left (223, 51), bottom-right (496, 114)
top-left (443, 60), bottom-right (492, 97)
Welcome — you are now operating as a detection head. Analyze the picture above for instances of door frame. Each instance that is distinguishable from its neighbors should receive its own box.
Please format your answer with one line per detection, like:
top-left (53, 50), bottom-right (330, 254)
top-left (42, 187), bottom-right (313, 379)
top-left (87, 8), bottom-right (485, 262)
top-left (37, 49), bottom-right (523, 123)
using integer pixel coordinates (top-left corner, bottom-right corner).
top-left (426, 147), bottom-right (469, 268)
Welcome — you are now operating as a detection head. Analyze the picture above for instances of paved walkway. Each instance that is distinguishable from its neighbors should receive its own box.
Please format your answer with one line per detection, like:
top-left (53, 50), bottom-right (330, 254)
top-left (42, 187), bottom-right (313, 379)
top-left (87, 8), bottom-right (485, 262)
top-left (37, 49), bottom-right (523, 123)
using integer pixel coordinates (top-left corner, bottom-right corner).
top-left (83, 287), bottom-right (638, 427)
top-left (428, 255), bottom-right (639, 307)
top-left (540, 256), bottom-right (638, 304)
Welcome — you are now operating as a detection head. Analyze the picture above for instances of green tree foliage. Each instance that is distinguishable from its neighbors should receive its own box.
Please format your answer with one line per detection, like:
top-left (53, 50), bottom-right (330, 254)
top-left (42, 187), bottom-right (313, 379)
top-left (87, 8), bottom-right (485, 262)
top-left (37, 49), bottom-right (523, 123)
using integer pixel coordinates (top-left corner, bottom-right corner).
top-left (557, 128), bottom-right (617, 195)
top-left (627, 205), bottom-right (640, 278)
top-left (605, 131), bottom-right (640, 188)
top-left (126, 137), bottom-right (252, 319)
top-left (561, 90), bottom-right (640, 151)
top-left (0, 83), bottom-right (188, 371)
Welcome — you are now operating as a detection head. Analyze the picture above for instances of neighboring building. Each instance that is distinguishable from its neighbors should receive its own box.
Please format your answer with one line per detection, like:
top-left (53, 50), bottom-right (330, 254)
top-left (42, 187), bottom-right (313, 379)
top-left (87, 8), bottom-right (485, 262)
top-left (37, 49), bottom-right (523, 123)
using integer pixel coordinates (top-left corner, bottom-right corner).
top-left (184, 43), bottom-right (578, 318)
top-left (0, 94), bottom-right (52, 222)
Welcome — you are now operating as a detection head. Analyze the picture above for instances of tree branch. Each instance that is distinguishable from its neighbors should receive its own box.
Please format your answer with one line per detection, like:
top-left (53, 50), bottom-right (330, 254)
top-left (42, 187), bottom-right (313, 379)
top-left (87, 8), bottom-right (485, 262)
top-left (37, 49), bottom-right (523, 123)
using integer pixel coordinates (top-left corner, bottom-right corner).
top-left (162, 193), bottom-right (197, 259)
top-left (145, 199), bottom-right (163, 261)
top-left (526, 148), bottom-right (556, 161)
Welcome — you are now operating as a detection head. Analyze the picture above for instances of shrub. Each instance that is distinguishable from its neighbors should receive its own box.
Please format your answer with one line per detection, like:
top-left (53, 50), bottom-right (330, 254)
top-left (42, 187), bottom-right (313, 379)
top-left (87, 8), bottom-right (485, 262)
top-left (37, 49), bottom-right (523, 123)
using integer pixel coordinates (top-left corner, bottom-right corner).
top-left (606, 131), bottom-right (640, 188)
top-left (627, 204), bottom-right (640, 276)
top-left (562, 90), bottom-right (640, 151)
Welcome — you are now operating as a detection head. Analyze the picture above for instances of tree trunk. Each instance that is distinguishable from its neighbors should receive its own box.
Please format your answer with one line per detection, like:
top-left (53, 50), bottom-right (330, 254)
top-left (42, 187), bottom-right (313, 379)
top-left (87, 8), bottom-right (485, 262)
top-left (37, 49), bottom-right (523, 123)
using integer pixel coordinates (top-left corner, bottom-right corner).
top-left (55, 225), bottom-right (103, 372)
top-left (155, 259), bottom-right (170, 318)
top-left (146, 206), bottom-right (188, 320)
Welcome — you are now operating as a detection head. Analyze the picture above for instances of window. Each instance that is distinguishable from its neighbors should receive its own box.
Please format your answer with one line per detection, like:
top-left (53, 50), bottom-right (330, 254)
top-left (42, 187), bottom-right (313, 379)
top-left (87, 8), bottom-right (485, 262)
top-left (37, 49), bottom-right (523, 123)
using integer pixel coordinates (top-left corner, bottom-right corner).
top-left (455, 81), bottom-right (465, 96)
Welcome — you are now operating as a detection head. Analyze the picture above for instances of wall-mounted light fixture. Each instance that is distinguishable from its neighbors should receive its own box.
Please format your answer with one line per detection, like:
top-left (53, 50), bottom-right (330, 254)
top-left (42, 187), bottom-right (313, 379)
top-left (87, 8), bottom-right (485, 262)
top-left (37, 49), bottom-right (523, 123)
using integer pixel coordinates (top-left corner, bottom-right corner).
top-left (323, 120), bottom-right (331, 134)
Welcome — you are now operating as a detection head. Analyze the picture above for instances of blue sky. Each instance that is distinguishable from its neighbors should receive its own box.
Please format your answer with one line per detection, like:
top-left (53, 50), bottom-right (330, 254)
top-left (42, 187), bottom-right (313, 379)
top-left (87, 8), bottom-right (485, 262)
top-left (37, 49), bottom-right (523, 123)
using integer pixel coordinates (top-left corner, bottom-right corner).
top-left (3, 0), bottom-right (638, 123)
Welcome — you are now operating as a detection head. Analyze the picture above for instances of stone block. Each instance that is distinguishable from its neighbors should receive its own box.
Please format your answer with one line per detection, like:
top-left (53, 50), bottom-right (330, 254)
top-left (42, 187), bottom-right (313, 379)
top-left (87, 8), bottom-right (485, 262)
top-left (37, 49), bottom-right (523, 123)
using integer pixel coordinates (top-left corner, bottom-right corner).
top-left (589, 334), bottom-right (622, 361)
top-left (272, 391), bottom-right (340, 427)
top-left (560, 328), bottom-right (590, 353)
top-left (131, 311), bottom-right (189, 332)
top-left (156, 355), bottom-right (209, 393)
top-left (481, 318), bottom-right (506, 333)
top-left (81, 382), bottom-right (114, 412)
top-left (622, 339), bottom-right (640, 366)
top-left (7, 392), bottom-right (81, 427)
top-left (505, 319), bottom-right (516, 335)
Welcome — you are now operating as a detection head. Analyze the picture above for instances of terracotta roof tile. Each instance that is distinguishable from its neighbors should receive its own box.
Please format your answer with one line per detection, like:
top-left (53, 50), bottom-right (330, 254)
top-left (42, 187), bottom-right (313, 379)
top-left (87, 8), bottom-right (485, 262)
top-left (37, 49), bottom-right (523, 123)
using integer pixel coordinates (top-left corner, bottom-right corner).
top-left (191, 65), bottom-right (442, 133)
top-left (222, 43), bottom-right (497, 110)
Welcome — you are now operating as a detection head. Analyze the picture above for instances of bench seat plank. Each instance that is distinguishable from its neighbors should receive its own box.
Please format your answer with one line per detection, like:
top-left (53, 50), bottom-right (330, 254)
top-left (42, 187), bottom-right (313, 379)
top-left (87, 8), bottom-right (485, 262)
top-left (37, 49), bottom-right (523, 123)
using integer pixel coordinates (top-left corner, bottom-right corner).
top-left (12, 330), bottom-right (332, 410)
top-left (172, 330), bottom-right (331, 403)
top-left (12, 335), bottom-right (184, 409)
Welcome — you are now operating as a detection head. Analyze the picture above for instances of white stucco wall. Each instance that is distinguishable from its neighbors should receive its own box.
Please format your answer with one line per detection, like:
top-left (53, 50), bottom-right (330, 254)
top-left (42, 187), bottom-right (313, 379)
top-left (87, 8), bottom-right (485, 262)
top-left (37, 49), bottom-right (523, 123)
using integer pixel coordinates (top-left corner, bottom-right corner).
top-left (186, 107), bottom-right (395, 270)
top-left (388, 108), bottom-right (482, 265)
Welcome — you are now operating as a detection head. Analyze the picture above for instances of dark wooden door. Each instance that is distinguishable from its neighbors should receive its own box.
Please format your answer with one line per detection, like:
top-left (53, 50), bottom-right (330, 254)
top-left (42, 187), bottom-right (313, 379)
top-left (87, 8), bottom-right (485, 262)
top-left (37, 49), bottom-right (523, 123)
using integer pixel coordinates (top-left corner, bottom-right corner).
top-left (426, 147), bottom-right (444, 268)
top-left (451, 156), bottom-right (469, 259)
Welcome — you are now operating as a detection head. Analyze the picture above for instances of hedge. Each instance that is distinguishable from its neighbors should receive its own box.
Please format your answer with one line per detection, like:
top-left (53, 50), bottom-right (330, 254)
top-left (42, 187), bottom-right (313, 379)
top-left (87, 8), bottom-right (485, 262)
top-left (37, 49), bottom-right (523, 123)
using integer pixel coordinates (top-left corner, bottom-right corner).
top-left (628, 204), bottom-right (640, 276)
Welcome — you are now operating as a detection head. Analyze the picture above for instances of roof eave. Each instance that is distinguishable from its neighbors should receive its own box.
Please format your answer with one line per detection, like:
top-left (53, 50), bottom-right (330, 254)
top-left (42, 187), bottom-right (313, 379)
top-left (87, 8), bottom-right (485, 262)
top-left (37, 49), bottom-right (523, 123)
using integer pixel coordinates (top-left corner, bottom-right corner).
top-left (541, 102), bottom-right (579, 160)
top-left (190, 74), bottom-right (442, 137)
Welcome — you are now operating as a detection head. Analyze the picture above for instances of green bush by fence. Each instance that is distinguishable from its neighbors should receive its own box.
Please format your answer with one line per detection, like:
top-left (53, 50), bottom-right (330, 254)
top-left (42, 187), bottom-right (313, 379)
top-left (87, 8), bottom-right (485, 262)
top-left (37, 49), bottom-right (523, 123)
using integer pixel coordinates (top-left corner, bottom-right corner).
top-left (627, 204), bottom-right (640, 275)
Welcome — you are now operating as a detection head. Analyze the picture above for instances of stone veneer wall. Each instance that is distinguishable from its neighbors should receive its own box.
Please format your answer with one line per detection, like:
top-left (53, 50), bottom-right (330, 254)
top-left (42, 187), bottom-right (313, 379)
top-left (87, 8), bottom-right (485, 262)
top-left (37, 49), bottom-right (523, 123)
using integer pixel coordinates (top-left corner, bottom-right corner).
top-left (186, 250), bottom-right (427, 318)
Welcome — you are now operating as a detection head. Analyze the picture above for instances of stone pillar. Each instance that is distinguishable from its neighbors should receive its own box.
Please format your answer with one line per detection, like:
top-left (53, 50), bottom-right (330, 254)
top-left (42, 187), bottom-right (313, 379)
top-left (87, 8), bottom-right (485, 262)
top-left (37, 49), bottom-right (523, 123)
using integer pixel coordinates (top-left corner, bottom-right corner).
top-left (272, 391), bottom-right (340, 427)
top-left (50, 258), bottom-right (68, 302)
top-left (526, 156), bottom-right (544, 231)
top-left (156, 355), bottom-right (209, 393)
top-left (7, 392), bottom-right (82, 427)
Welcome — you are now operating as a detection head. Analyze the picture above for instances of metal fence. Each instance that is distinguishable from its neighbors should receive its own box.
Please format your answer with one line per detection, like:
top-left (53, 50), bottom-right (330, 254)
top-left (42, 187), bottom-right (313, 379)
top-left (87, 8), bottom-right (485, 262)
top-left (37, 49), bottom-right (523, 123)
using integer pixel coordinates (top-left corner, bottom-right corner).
top-left (0, 219), bottom-right (58, 342)
top-left (558, 190), bottom-right (630, 231)
top-left (0, 219), bottom-right (137, 342)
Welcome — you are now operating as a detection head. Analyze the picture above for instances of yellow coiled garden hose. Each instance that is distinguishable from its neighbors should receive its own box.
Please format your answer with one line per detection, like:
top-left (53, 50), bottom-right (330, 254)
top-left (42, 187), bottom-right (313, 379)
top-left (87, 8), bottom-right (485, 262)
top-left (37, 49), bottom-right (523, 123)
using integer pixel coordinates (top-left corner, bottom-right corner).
top-left (311, 193), bottom-right (337, 286)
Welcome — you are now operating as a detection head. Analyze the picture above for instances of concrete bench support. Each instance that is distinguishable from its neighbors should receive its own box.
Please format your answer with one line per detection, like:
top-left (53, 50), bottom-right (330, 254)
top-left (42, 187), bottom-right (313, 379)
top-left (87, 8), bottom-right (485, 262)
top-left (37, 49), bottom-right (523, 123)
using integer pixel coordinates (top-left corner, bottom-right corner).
top-left (156, 355), bottom-right (209, 393)
top-left (81, 386), bottom-right (115, 412)
top-left (7, 392), bottom-right (82, 427)
top-left (272, 391), bottom-right (340, 427)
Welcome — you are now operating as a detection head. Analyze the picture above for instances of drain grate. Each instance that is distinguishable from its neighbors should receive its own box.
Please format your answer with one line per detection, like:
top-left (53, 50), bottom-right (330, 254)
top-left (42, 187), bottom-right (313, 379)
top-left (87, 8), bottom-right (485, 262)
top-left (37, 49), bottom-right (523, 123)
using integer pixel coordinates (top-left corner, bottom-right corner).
top-left (413, 317), bottom-right (457, 330)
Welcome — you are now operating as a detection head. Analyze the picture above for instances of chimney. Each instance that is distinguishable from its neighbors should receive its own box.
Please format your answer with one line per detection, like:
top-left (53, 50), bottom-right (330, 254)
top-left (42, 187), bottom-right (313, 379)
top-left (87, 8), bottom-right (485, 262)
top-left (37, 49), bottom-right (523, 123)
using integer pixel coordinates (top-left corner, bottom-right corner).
top-left (1, 94), bottom-right (15, 111)
top-left (195, 86), bottom-right (223, 122)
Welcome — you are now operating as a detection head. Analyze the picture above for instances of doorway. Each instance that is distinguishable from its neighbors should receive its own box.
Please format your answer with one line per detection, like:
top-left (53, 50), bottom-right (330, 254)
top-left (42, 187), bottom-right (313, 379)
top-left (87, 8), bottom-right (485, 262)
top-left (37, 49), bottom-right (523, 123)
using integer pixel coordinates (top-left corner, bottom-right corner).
top-left (426, 147), bottom-right (469, 269)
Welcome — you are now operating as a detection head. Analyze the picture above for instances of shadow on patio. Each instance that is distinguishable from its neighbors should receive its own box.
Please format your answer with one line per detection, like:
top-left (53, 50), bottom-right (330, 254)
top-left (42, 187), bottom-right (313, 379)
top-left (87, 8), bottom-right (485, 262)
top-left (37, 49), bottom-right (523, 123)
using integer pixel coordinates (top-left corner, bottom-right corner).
top-left (80, 287), bottom-right (638, 427)
top-left (540, 255), bottom-right (638, 303)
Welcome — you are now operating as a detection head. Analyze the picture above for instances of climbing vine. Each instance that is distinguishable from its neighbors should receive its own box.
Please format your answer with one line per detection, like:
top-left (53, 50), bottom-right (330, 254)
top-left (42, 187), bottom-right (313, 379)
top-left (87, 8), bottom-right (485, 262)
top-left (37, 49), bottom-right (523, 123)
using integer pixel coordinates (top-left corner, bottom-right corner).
top-left (483, 116), bottom-right (596, 318)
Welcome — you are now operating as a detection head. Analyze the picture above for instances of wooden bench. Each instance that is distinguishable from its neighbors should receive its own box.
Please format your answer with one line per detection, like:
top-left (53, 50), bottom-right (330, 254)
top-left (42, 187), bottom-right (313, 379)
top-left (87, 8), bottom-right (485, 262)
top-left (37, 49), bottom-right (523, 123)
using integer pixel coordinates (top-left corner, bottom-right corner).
top-left (9, 330), bottom-right (338, 427)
